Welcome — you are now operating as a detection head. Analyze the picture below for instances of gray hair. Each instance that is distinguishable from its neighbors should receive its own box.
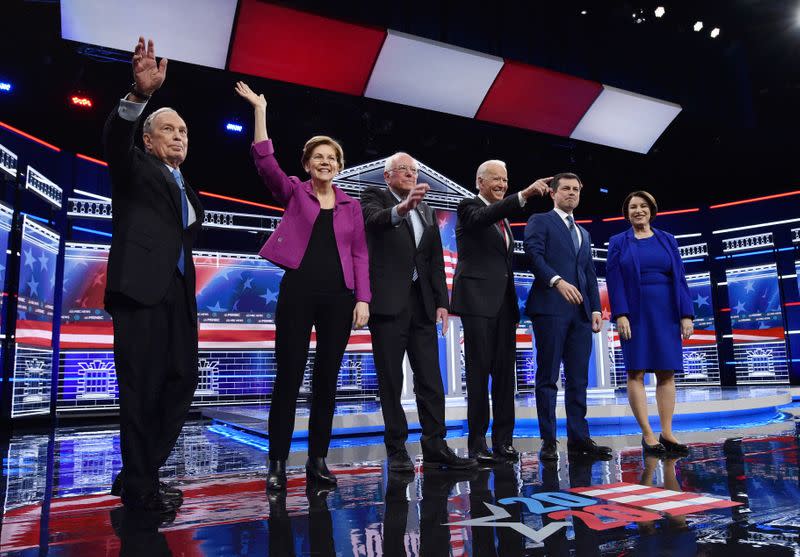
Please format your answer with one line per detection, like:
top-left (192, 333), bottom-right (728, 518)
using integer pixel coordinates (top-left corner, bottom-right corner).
top-left (383, 152), bottom-right (416, 174)
top-left (475, 159), bottom-right (507, 189)
top-left (142, 107), bottom-right (180, 135)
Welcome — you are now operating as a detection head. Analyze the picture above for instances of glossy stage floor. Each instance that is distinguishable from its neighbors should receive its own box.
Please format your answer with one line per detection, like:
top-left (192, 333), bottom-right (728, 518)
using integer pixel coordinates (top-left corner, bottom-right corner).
top-left (1, 387), bottom-right (798, 556)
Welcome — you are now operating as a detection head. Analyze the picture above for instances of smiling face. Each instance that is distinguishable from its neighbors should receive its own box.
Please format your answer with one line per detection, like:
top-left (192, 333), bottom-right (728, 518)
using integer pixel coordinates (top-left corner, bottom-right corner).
top-left (627, 195), bottom-right (652, 226)
top-left (477, 163), bottom-right (508, 203)
top-left (304, 143), bottom-right (340, 183)
top-left (143, 110), bottom-right (188, 168)
top-left (551, 177), bottom-right (582, 213)
top-left (384, 153), bottom-right (418, 194)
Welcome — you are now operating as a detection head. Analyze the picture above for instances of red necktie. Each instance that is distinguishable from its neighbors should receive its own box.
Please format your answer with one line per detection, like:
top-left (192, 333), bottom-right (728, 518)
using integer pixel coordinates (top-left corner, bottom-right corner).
top-left (496, 221), bottom-right (508, 247)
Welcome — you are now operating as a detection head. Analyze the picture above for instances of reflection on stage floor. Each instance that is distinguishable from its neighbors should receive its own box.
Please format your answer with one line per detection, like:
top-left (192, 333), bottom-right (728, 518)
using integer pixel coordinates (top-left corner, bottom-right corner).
top-left (1, 409), bottom-right (798, 556)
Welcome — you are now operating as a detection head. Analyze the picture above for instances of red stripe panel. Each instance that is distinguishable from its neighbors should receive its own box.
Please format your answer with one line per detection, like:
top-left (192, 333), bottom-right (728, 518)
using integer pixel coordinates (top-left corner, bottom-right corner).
top-left (568, 482), bottom-right (630, 493)
top-left (476, 61), bottom-right (602, 137)
top-left (229, 0), bottom-right (386, 96)
top-left (661, 500), bottom-right (741, 516)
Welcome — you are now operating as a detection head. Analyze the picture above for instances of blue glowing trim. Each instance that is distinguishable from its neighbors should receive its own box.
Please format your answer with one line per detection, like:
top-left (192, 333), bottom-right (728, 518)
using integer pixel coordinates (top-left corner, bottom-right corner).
top-left (682, 258), bottom-right (705, 263)
top-left (715, 248), bottom-right (792, 260)
top-left (599, 188), bottom-right (608, 193)
top-left (225, 123), bottom-right (243, 133)
top-left (0, 82), bottom-right (11, 92)
top-left (72, 225), bottom-right (112, 238)
top-left (21, 212), bottom-right (50, 224)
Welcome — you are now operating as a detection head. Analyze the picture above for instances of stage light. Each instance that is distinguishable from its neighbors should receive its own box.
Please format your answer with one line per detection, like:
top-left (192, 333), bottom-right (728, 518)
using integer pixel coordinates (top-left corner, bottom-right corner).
top-left (710, 27), bottom-right (720, 38)
top-left (70, 95), bottom-right (93, 108)
top-left (581, 10), bottom-right (587, 15)
top-left (226, 122), bottom-right (243, 133)
top-left (0, 82), bottom-right (11, 92)
top-left (693, 21), bottom-right (703, 32)
top-left (599, 188), bottom-right (608, 194)
top-left (654, 7), bottom-right (665, 18)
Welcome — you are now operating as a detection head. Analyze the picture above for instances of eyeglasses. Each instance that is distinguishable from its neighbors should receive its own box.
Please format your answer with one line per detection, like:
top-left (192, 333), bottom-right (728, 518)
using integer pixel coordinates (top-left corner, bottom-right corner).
top-left (389, 165), bottom-right (418, 175)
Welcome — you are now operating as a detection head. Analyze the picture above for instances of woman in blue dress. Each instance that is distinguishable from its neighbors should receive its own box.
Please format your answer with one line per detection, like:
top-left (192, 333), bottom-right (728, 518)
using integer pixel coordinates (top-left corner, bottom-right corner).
top-left (606, 191), bottom-right (694, 455)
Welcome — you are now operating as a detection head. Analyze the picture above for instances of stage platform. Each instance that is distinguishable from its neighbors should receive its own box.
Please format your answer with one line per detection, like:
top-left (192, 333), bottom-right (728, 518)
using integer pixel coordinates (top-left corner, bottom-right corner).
top-left (202, 386), bottom-right (793, 447)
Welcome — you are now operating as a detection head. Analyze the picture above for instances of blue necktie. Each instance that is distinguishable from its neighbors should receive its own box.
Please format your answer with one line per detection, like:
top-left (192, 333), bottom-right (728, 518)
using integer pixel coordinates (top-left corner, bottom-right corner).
top-left (172, 168), bottom-right (189, 274)
top-left (566, 215), bottom-right (580, 252)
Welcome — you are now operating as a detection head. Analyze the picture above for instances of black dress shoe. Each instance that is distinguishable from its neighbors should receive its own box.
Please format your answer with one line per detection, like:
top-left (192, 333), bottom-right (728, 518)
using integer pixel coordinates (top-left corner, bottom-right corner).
top-left (539, 440), bottom-right (559, 461)
top-left (267, 460), bottom-right (287, 492)
top-left (121, 491), bottom-right (178, 514)
top-left (306, 457), bottom-right (337, 486)
top-left (567, 438), bottom-right (613, 460)
top-left (493, 444), bottom-right (520, 461)
top-left (659, 435), bottom-right (689, 455)
top-left (112, 472), bottom-right (183, 505)
top-left (469, 446), bottom-right (503, 465)
top-left (387, 449), bottom-right (415, 473)
top-left (422, 446), bottom-right (478, 470)
top-left (642, 437), bottom-right (667, 455)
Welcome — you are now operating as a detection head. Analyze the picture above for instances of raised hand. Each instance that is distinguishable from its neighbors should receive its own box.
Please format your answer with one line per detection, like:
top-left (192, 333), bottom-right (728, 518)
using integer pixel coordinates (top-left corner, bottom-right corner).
top-left (522, 176), bottom-right (553, 199)
top-left (397, 183), bottom-right (429, 216)
top-left (234, 81), bottom-right (267, 111)
top-left (132, 37), bottom-right (168, 96)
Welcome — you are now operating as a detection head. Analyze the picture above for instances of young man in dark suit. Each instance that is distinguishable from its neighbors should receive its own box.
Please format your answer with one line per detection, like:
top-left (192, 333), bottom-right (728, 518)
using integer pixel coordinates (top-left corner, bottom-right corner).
top-left (103, 37), bottom-right (204, 513)
top-left (451, 160), bottom-right (549, 464)
top-left (523, 173), bottom-right (611, 462)
top-left (362, 152), bottom-right (476, 472)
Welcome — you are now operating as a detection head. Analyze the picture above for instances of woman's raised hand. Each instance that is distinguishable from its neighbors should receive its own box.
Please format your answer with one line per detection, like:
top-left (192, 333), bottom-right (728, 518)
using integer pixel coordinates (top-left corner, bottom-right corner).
top-left (235, 81), bottom-right (267, 110)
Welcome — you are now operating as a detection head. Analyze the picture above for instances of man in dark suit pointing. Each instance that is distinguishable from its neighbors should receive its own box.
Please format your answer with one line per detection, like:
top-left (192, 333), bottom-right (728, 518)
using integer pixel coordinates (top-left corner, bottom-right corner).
top-left (451, 160), bottom-right (549, 464)
top-left (103, 37), bottom-right (204, 514)
top-left (523, 173), bottom-right (610, 462)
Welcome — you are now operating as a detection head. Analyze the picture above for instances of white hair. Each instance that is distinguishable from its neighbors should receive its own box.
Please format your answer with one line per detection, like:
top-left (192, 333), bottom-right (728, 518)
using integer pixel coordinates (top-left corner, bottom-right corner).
top-left (142, 107), bottom-right (180, 135)
top-left (475, 159), bottom-right (507, 189)
top-left (383, 152), bottom-right (416, 174)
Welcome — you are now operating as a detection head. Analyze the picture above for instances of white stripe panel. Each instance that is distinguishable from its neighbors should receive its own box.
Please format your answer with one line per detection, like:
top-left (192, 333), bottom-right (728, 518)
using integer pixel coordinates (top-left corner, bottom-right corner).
top-left (613, 490), bottom-right (683, 503)
top-left (644, 496), bottom-right (721, 511)
top-left (581, 484), bottom-right (650, 497)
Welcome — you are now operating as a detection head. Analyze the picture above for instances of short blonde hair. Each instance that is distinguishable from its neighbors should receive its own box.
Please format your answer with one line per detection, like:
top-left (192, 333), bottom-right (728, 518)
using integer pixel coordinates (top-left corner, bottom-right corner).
top-left (622, 190), bottom-right (659, 222)
top-left (301, 135), bottom-right (344, 171)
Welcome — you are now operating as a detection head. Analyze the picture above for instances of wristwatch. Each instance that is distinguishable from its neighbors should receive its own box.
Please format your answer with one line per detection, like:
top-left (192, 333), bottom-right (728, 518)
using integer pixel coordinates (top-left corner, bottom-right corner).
top-left (552, 278), bottom-right (562, 287)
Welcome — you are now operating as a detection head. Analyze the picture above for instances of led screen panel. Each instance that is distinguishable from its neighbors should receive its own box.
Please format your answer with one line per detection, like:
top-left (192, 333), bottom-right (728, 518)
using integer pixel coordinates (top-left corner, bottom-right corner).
top-left (60, 0), bottom-right (238, 69)
top-left (0, 202), bottom-right (12, 336)
top-left (436, 209), bottom-right (458, 293)
top-left (58, 248), bottom-right (380, 412)
top-left (365, 30), bottom-right (504, 118)
top-left (680, 273), bottom-right (721, 384)
top-left (726, 264), bottom-right (788, 384)
top-left (13, 216), bottom-right (59, 417)
top-left (570, 85), bottom-right (682, 154)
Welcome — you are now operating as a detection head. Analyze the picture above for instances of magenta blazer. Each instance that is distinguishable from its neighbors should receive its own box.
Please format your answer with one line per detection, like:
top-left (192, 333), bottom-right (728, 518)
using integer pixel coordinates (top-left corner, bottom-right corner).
top-left (252, 140), bottom-right (371, 303)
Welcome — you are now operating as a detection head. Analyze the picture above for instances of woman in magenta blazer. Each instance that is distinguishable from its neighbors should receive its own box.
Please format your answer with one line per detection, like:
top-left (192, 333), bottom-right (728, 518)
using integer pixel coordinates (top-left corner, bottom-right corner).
top-left (236, 82), bottom-right (370, 492)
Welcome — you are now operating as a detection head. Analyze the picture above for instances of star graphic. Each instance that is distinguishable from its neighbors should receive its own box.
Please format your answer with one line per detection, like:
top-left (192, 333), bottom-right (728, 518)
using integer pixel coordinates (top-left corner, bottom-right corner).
top-left (27, 276), bottom-right (39, 298)
top-left (207, 301), bottom-right (227, 312)
top-left (218, 268), bottom-right (232, 280)
top-left (260, 289), bottom-right (278, 304)
top-left (744, 281), bottom-right (755, 293)
top-left (37, 252), bottom-right (49, 271)
top-left (243, 278), bottom-right (254, 290)
top-left (601, 308), bottom-right (611, 321)
top-left (23, 248), bottom-right (36, 269)
top-left (733, 300), bottom-right (746, 314)
top-left (93, 272), bottom-right (106, 287)
top-left (232, 299), bottom-right (240, 311)
top-left (694, 295), bottom-right (710, 308)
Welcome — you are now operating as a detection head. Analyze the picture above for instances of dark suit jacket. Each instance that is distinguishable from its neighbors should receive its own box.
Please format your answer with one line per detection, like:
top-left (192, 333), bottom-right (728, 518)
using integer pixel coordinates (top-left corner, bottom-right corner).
top-left (606, 227), bottom-right (694, 322)
top-left (451, 194), bottom-right (527, 320)
top-left (102, 105), bottom-right (204, 318)
top-left (361, 186), bottom-right (448, 321)
top-left (523, 209), bottom-right (600, 319)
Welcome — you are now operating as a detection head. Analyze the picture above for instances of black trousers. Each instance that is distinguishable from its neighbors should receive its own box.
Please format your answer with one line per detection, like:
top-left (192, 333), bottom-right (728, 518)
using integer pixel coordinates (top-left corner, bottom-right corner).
top-left (369, 282), bottom-right (447, 457)
top-left (110, 272), bottom-right (198, 498)
top-left (268, 276), bottom-right (355, 460)
top-left (461, 292), bottom-right (517, 451)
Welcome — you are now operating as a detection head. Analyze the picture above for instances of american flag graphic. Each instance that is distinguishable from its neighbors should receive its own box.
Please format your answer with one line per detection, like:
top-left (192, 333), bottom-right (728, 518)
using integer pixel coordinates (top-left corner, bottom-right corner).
top-left (568, 482), bottom-right (741, 516)
top-left (436, 210), bottom-right (458, 291)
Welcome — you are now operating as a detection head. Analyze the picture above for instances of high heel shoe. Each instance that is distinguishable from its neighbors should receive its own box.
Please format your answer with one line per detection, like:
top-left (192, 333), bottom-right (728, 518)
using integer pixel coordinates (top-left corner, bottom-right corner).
top-left (641, 437), bottom-right (666, 455)
top-left (659, 435), bottom-right (689, 455)
top-left (306, 457), bottom-right (337, 486)
top-left (267, 460), bottom-right (287, 492)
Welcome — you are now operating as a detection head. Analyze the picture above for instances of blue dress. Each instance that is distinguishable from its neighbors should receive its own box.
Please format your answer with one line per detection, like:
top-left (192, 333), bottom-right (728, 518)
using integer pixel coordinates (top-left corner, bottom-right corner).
top-left (621, 235), bottom-right (683, 371)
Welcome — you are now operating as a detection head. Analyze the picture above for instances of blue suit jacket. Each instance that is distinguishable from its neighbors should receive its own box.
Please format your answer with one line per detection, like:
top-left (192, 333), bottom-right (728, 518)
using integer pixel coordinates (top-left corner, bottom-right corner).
top-left (606, 227), bottom-right (694, 322)
top-left (523, 210), bottom-right (601, 319)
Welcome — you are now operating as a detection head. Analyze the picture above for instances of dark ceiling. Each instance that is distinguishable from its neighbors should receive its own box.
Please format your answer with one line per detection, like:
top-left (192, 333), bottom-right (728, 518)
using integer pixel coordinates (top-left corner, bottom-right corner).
top-left (1, 0), bottom-right (799, 218)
